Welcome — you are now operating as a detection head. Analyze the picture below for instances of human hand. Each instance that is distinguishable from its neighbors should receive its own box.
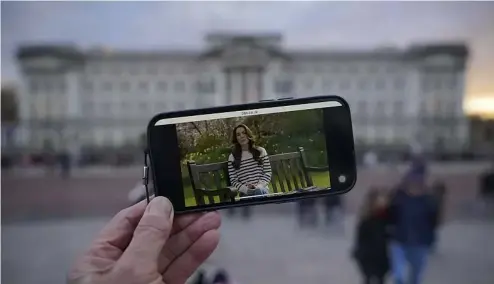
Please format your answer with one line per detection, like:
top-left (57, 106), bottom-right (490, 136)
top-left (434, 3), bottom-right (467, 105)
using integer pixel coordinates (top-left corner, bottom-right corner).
top-left (68, 196), bottom-right (221, 284)
top-left (254, 184), bottom-right (264, 190)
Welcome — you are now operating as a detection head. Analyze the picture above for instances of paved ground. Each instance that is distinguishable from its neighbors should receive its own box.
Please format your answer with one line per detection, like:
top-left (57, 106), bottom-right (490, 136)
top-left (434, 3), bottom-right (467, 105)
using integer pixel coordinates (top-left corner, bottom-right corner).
top-left (2, 162), bottom-right (491, 224)
top-left (1, 176), bottom-right (136, 223)
top-left (2, 213), bottom-right (494, 284)
top-left (2, 162), bottom-right (493, 283)
top-left (208, 215), bottom-right (494, 284)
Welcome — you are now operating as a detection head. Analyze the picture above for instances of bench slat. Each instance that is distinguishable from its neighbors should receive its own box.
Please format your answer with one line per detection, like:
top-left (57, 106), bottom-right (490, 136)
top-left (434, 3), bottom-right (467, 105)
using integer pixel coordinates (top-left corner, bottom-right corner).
top-left (295, 158), bottom-right (307, 188)
top-left (275, 160), bottom-right (288, 192)
top-left (213, 171), bottom-right (223, 189)
top-left (271, 161), bottom-right (280, 193)
top-left (289, 158), bottom-right (301, 190)
top-left (282, 160), bottom-right (293, 191)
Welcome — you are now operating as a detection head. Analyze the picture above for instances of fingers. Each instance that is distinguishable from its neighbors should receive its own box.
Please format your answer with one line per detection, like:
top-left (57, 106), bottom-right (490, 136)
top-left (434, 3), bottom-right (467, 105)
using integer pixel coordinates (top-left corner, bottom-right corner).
top-left (170, 212), bottom-right (207, 235)
top-left (118, 196), bottom-right (174, 269)
top-left (158, 212), bottom-right (221, 273)
top-left (162, 230), bottom-right (220, 284)
top-left (86, 199), bottom-right (147, 260)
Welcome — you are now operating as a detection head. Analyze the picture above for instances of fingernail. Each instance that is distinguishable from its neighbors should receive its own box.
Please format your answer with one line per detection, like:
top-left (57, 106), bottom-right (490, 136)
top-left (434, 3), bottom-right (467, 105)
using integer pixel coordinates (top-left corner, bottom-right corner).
top-left (147, 196), bottom-right (173, 217)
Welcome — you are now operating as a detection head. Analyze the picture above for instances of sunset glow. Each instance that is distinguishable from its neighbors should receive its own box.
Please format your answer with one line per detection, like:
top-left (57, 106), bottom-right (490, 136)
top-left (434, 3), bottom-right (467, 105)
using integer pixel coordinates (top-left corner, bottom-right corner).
top-left (464, 95), bottom-right (494, 118)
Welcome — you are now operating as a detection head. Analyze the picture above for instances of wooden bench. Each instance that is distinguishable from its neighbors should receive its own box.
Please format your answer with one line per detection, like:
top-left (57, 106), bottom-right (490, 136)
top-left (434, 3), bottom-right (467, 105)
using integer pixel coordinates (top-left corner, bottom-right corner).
top-left (186, 147), bottom-right (329, 206)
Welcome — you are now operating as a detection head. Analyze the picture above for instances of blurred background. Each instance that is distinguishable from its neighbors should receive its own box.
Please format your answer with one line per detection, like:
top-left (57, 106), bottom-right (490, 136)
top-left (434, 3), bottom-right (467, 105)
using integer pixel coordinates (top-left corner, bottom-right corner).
top-left (1, 1), bottom-right (494, 284)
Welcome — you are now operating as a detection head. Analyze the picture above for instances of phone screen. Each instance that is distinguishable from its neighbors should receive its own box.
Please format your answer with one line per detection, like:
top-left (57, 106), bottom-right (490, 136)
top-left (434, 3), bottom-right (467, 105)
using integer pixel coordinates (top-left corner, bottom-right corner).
top-left (149, 98), bottom-right (354, 211)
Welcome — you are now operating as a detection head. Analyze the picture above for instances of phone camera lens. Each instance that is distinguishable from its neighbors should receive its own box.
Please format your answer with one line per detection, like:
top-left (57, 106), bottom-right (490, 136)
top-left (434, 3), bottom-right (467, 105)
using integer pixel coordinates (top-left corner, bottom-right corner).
top-left (338, 175), bottom-right (346, 183)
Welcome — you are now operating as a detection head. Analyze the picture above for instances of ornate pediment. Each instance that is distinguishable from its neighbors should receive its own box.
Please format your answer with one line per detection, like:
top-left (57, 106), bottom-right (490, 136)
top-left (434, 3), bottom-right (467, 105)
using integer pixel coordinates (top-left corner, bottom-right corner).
top-left (199, 35), bottom-right (290, 68)
top-left (222, 45), bottom-right (271, 68)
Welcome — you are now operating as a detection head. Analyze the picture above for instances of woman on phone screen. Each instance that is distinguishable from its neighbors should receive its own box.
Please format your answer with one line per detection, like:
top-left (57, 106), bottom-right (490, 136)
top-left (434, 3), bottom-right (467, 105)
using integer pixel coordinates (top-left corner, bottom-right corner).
top-left (227, 124), bottom-right (272, 197)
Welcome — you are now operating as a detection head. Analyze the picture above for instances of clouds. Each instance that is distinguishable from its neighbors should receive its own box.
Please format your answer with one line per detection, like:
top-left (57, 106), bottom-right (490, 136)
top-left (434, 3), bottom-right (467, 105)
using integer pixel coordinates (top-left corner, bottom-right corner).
top-left (1, 1), bottom-right (493, 96)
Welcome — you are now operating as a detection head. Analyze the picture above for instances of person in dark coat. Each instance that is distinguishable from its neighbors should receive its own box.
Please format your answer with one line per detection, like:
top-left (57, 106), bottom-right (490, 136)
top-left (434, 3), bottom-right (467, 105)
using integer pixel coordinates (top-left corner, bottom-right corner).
top-left (352, 187), bottom-right (390, 284)
top-left (297, 198), bottom-right (318, 227)
top-left (59, 151), bottom-right (72, 179)
top-left (388, 169), bottom-right (438, 284)
top-left (479, 163), bottom-right (494, 211)
top-left (430, 180), bottom-right (447, 253)
top-left (226, 205), bottom-right (252, 220)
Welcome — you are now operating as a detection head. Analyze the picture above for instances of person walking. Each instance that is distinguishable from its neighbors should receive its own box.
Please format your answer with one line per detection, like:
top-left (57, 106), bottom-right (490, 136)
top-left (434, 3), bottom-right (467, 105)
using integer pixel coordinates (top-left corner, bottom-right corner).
top-left (297, 198), bottom-right (318, 227)
top-left (430, 180), bottom-right (447, 253)
top-left (323, 195), bottom-right (343, 225)
top-left (479, 162), bottom-right (494, 214)
top-left (352, 188), bottom-right (390, 284)
top-left (387, 165), bottom-right (438, 284)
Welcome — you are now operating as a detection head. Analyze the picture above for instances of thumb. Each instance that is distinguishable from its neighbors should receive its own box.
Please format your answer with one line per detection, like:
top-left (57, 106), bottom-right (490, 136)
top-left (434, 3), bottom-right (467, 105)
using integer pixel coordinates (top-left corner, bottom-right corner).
top-left (119, 196), bottom-right (174, 267)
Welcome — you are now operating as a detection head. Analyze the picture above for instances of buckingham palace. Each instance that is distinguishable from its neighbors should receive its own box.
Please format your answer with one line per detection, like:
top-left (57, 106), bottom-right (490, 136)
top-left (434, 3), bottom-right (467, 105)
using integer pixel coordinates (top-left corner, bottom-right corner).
top-left (14, 32), bottom-right (469, 158)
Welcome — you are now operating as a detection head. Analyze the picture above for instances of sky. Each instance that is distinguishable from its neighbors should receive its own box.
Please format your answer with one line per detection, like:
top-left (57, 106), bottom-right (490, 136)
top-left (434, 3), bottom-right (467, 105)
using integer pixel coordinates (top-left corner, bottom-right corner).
top-left (2, 1), bottom-right (494, 105)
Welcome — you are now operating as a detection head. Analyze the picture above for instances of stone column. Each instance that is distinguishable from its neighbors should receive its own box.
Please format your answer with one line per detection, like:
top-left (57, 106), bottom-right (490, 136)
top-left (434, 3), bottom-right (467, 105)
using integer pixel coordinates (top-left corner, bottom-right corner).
top-left (16, 78), bottom-right (31, 149)
top-left (257, 68), bottom-right (264, 102)
top-left (224, 68), bottom-right (232, 105)
top-left (64, 69), bottom-right (83, 163)
top-left (241, 68), bottom-right (247, 102)
top-left (231, 69), bottom-right (243, 104)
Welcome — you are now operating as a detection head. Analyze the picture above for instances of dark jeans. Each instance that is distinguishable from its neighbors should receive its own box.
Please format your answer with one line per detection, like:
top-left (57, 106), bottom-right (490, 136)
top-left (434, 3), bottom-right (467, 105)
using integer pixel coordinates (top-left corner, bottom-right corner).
top-left (390, 242), bottom-right (429, 284)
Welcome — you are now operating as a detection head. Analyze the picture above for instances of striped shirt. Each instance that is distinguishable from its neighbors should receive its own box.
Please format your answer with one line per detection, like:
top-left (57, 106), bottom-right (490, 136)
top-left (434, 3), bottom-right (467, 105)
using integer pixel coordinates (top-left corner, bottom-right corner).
top-left (227, 147), bottom-right (272, 194)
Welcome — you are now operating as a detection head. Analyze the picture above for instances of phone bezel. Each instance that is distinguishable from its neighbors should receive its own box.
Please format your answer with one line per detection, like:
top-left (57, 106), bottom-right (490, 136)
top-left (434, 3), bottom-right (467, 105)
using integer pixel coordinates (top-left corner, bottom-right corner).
top-left (147, 95), bottom-right (357, 214)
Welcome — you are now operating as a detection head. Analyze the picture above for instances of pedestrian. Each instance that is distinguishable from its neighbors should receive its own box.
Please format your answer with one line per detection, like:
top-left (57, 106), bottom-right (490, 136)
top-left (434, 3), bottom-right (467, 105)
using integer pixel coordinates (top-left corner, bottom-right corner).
top-left (189, 267), bottom-right (239, 284)
top-left (479, 162), bottom-right (494, 214)
top-left (323, 195), bottom-right (343, 225)
top-left (352, 187), bottom-right (390, 284)
top-left (297, 198), bottom-right (318, 227)
top-left (387, 167), bottom-right (438, 284)
top-left (59, 151), bottom-right (71, 179)
top-left (430, 180), bottom-right (447, 253)
top-left (226, 205), bottom-right (252, 220)
top-left (211, 268), bottom-right (233, 284)
top-left (190, 269), bottom-right (208, 284)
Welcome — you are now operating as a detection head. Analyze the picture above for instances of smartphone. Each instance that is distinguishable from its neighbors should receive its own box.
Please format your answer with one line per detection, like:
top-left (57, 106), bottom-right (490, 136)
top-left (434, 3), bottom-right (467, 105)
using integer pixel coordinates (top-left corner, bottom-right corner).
top-left (147, 96), bottom-right (356, 214)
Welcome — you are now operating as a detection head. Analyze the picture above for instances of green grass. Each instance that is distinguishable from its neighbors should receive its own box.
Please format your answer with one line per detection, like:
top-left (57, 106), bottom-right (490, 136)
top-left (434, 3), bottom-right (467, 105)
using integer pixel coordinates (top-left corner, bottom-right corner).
top-left (183, 171), bottom-right (331, 207)
top-left (311, 171), bottom-right (331, 189)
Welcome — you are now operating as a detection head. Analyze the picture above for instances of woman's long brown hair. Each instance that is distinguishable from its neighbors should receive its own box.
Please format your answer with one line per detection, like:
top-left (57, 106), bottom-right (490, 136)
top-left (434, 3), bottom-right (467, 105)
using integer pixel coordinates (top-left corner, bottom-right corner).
top-left (358, 187), bottom-right (383, 220)
top-left (231, 124), bottom-right (262, 169)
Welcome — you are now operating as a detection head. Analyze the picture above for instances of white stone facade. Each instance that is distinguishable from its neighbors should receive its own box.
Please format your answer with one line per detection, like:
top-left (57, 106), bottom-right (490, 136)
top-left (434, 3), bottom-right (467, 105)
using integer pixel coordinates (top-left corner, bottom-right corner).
top-left (15, 33), bottom-right (470, 154)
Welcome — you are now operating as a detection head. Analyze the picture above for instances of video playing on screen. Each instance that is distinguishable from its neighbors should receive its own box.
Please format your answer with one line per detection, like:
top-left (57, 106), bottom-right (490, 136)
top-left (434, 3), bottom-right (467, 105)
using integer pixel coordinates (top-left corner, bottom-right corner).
top-left (171, 106), bottom-right (332, 208)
